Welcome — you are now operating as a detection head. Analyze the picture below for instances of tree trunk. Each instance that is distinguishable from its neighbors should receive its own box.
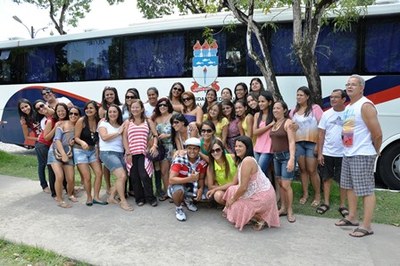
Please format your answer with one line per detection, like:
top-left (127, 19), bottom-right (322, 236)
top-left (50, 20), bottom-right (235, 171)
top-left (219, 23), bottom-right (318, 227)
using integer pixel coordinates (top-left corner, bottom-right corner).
top-left (226, 0), bottom-right (283, 101)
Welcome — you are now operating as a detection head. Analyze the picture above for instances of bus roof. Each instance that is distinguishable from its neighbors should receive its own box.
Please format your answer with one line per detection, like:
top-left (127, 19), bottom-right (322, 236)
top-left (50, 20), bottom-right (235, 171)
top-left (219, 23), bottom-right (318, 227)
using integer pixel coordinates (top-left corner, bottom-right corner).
top-left (0, 2), bottom-right (399, 49)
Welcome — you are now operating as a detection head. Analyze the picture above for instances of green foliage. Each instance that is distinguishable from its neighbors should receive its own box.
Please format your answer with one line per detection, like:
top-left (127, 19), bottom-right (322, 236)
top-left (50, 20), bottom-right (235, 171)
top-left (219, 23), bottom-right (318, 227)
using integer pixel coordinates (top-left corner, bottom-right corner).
top-left (12, 0), bottom-right (124, 35)
top-left (0, 151), bottom-right (37, 180)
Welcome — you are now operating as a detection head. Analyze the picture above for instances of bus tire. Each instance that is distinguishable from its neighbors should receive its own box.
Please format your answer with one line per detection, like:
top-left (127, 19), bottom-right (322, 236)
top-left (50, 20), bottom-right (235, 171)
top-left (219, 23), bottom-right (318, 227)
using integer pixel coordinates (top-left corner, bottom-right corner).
top-left (378, 142), bottom-right (400, 190)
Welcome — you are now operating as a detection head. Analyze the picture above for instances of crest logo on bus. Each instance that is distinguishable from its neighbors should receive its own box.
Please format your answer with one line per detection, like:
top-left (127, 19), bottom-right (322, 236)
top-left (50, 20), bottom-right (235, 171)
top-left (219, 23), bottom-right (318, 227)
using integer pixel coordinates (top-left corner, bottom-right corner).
top-left (191, 40), bottom-right (220, 92)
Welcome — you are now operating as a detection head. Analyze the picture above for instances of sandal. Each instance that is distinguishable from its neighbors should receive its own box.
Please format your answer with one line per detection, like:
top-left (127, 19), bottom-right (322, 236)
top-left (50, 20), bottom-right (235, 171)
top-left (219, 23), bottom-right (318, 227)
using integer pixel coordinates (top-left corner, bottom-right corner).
top-left (349, 227), bottom-right (374, 238)
top-left (311, 199), bottom-right (320, 208)
top-left (120, 202), bottom-right (134, 211)
top-left (158, 194), bottom-right (169, 202)
top-left (68, 195), bottom-right (78, 203)
top-left (252, 220), bottom-right (266, 231)
top-left (57, 201), bottom-right (72, 208)
top-left (316, 203), bottom-right (330, 214)
top-left (287, 214), bottom-right (296, 223)
top-left (335, 218), bottom-right (359, 227)
top-left (107, 197), bottom-right (120, 205)
top-left (338, 207), bottom-right (349, 218)
top-left (299, 197), bottom-right (308, 205)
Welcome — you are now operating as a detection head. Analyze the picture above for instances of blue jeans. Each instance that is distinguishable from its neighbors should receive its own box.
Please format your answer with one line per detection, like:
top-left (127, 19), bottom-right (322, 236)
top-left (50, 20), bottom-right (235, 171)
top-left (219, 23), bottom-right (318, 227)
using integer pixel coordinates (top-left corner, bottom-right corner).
top-left (254, 152), bottom-right (273, 179)
top-left (35, 142), bottom-right (56, 196)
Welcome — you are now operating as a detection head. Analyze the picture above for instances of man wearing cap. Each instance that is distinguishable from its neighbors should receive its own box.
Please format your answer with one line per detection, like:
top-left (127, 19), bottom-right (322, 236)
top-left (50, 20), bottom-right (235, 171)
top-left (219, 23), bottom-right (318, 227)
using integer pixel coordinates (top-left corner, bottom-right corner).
top-left (42, 88), bottom-right (73, 109)
top-left (168, 137), bottom-right (207, 221)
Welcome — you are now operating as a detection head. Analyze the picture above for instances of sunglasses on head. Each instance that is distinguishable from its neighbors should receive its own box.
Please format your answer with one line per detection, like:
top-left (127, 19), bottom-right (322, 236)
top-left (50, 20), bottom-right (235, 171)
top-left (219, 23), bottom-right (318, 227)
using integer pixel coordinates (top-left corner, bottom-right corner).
top-left (35, 104), bottom-right (45, 111)
top-left (201, 129), bottom-right (213, 134)
top-left (211, 147), bottom-right (222, 154)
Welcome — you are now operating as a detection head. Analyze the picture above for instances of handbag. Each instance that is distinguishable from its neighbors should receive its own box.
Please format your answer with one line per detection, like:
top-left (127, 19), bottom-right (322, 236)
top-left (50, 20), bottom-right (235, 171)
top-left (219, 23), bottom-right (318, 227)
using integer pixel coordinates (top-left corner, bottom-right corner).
top-left (54, 145), bottom-right (73, 162)
top-left (146, 139), bottom-right (165, 162)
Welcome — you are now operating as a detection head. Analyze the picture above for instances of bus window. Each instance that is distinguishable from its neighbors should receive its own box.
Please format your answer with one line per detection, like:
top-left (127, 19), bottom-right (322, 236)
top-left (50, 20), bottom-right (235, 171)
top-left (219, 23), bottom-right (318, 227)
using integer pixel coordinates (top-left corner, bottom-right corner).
top-left (270, 23), bottom-right (302, 75)
top-left (123, 32), bottom-right (185, 78)
top-left (25, 46), bottom-right (57, 82)
top-left (364, 16), bottom-right (400, 73)
top-left (316, 24), bottom-right (358, 74)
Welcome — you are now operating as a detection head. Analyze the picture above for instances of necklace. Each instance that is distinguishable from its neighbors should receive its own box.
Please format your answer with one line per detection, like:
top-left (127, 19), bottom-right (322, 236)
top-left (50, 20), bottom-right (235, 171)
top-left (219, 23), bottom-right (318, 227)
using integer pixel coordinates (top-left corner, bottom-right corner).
top-left (273, 118), bottom-right (285, 130)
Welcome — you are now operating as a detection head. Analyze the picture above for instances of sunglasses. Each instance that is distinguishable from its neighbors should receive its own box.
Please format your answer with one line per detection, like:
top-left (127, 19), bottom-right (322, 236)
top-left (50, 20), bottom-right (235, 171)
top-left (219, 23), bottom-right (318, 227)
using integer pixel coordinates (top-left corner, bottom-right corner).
top-left (158, 103), bottom-right (168, 108)
top-left (211, 148), bottom-right (222, 154)
top-left (35, 104), bottom-right (45, 111)
top-left (201, 129), bottom-right (213, 134)
top-left (42, 91), bottom-right (52, 96)
top-left (173, 87), bottom-right (183, 93)
top-left (172, 120), bottom-right (181, 124)
top-left (126, 95), bottom-right (136, 99)
top-left (69, 112), bottom-right (79, 116)
top-left (182, 98), bottom-right (192, 102)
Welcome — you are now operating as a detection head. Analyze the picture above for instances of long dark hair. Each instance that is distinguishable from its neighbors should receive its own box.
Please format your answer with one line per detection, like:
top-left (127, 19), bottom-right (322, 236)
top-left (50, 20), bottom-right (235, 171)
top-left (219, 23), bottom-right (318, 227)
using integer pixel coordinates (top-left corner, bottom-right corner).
top-left (234, 135), bottom-right (254, 164)
top-left (234, 82), bottom-right (248, 103)
top-left (256, 91), bottom-right (274, 128)
top-left (294, 86), bottom-right (313, 117)
top-left (170, 113), bottom-right (189, 150)
top-left (209, 138), bottom-right (231, 179)
top-left (18, 98), bottom-right (40, 125)
top-left (54, 103), bottom-right (69, 121)
top-left (105, 104), bottom-right (123, 125)
top-left (221, 100), bottom-right (236, 121)
top-left (202, 88), bottom-right (217, 114)
top-left (249, 77), bottom-right (266, 96)
top-left (83, 100), bottom-right (100, 128)
top-left (168, 82), bottom-right (185, 101)
top-left (152, 97), bottom-right (173, 121)
top-left (101, 86), bottom-right (122, 110)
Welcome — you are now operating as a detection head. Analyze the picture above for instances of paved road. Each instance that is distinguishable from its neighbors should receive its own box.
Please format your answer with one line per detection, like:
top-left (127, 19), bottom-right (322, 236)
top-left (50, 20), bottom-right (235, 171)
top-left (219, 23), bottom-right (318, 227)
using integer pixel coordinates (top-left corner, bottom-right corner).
top-left (0, 174), bottom-right (399, 266)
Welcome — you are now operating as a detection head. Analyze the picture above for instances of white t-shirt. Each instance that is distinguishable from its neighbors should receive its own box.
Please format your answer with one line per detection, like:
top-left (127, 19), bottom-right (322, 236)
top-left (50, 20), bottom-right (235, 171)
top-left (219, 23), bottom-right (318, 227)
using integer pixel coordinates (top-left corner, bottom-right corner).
top-left (97, 120), bottom-right (124, 152)
top-left (318, 108), bottom-right (345, 157)
top-left (144, 102), bottom-right (156, 118)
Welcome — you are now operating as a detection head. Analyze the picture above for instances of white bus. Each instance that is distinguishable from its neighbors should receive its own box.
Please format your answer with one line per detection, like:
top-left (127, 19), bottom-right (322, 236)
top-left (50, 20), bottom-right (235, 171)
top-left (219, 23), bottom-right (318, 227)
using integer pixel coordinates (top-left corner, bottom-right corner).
top-left (0, 3), bottom-right (399, 189)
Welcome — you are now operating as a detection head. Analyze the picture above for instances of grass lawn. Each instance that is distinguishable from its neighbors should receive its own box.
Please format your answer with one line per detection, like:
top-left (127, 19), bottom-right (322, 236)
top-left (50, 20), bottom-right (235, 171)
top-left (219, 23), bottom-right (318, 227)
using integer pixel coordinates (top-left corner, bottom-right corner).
top-left (0, 239), bottom-right (90, 266)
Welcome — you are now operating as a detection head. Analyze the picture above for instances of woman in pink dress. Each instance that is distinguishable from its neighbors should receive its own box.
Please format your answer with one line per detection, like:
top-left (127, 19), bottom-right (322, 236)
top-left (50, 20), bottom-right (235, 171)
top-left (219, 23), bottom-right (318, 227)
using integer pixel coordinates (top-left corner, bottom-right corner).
top-left (223, 136), bottom-right (280, 231)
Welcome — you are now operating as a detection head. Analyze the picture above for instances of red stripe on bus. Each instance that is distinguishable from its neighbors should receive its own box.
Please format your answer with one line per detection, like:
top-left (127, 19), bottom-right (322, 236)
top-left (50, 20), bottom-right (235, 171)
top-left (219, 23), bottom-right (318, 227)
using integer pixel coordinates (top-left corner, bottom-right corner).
top-left (367, 85), bottom-right (400, 105)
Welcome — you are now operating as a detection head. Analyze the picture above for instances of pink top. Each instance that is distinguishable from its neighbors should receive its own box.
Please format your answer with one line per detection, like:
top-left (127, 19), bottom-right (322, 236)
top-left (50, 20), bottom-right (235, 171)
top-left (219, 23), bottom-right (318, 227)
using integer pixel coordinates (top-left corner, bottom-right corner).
top-left (127, 121), bottom-right (149, 155)
top-left (253, 121), bottom-right (272, 153)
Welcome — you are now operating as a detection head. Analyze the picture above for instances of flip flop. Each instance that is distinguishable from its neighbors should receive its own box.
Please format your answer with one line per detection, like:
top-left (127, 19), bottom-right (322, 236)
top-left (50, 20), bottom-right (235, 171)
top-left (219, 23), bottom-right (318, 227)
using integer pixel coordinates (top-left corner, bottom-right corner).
top-left (252, 220), bottom-right (266, 231)
top-left (68, 195), bottom-right (78, 203)
top-left (349, 227), bottom-right (374, 237)
top-left (299, 197), bottom-right (308, 205)
top-left (58, 201), bottom-right (72, 208)
top-left (335, 218), bottom-right (359, 227)
top-left (120, 202), bottom-right (134, 211)
top-left (316, 204), bottom-right (330, 214)
top-left (287, 215), bottom-right (296, 223)
top-left (93, 199), bottom-right (108, 205)
top-left (338, 207), bottom-right (349, 218)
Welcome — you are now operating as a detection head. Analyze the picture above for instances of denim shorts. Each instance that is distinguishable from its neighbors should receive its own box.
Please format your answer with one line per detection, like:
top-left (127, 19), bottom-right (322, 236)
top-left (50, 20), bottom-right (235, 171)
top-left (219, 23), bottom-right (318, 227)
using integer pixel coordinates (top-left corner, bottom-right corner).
top-left (73, 147), bottom-right (97, 165)
top-left (99, 151), bottom-right (125, 172)
top-left (273, 151), bottom-right (295, 180)
top-left (295, 141), bottom-right (317, 158)
top-left (167, 184), bottom-right (208, 200)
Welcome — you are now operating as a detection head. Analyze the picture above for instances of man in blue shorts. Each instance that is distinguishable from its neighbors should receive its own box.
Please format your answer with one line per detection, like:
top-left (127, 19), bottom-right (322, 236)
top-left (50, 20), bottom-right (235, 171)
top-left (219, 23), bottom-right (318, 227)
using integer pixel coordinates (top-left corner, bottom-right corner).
top-left (334, 75), bottom-right (382, 238)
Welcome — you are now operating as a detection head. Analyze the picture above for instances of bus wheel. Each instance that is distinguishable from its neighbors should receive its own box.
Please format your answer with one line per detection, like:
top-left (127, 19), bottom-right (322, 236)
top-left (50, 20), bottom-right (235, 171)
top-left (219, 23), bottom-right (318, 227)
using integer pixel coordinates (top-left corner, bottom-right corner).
top-left (378, 143), bottom-right (400, 190)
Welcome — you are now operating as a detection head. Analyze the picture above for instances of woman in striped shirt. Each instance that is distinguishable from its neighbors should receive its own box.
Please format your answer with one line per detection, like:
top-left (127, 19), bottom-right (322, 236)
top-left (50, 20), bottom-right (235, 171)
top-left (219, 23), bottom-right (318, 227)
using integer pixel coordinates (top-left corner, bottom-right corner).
top-left (125, 100), bottom-right (158, 207)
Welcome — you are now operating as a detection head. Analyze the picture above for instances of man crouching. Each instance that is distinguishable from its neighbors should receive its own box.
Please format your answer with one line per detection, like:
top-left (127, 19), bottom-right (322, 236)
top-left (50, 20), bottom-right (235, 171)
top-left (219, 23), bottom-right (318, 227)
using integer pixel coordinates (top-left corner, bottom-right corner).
top-left (168, 138), bottom-right (207, 221)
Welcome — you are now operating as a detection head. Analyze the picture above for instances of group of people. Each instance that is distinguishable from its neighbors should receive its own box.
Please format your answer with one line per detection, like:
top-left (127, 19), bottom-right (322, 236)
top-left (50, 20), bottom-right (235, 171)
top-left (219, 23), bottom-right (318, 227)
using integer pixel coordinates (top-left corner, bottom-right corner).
top-left (17, 75), bottom-right (382, 236)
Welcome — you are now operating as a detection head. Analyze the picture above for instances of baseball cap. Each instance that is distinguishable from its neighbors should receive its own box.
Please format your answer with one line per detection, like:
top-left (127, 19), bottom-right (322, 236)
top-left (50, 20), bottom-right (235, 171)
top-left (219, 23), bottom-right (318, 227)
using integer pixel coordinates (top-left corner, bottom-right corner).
top-left (185, 137), bottom-right (201, 147)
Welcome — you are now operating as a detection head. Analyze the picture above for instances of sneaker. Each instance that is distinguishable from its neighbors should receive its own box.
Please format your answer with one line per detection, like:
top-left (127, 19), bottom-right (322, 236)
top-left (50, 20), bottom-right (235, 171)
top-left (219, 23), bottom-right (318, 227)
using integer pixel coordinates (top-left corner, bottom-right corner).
top-left (184, 197), bottom-right (198, 212)
top-left (175, 207), bottom-right (186, 221)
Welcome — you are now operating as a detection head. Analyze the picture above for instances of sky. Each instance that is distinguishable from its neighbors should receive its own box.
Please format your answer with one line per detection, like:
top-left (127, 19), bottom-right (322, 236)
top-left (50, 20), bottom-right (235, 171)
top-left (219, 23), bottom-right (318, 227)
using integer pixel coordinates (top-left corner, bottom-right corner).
top-left (0, 0), bottom-right (146, 41)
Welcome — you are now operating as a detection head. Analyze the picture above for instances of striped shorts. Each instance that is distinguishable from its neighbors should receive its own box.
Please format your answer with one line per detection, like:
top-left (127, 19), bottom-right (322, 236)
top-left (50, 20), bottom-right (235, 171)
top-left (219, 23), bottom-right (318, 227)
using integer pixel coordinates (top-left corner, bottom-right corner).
top-left (340, 155), bottom-right (377, 196)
